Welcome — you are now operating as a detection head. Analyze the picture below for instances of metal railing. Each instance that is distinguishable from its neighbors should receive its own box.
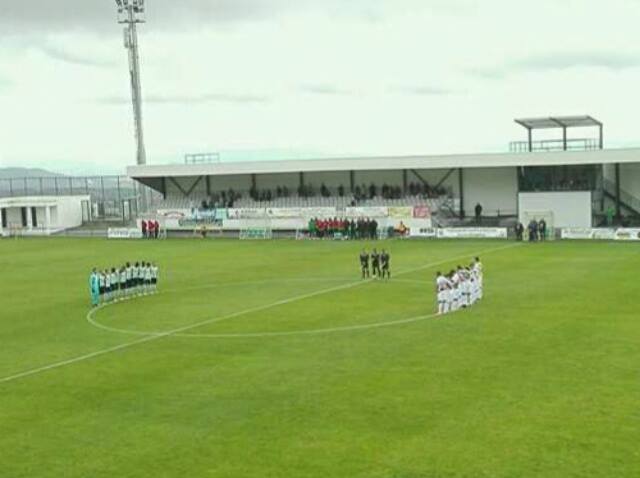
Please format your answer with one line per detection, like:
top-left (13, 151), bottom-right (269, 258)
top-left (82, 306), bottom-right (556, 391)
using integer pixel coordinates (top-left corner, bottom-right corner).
top-left (509, 138), bottom-right (599, 153)
top-left (184, 153), bottom-right (221, 165)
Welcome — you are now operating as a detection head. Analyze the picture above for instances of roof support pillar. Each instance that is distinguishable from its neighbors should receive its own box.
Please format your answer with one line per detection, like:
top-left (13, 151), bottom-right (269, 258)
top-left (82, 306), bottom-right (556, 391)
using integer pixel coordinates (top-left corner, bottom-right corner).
top-left (563, 127), bottom-right (568, 151)
top-left (615, 163), bottom-right (621, 222)
top-left (528, 128), bottom-right (533, 152)
top-left (161, 177), bottom-right (167, 200)
top-left (458, 168), bottom-right (465, 219)
top-left (599, 124), bottom-right (604, 150)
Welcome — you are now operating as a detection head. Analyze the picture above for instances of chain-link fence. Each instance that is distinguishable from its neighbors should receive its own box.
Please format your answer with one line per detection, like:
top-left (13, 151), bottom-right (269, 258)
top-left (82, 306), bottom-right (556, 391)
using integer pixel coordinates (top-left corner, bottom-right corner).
top-left (0, 176), bottom-right (161, 223)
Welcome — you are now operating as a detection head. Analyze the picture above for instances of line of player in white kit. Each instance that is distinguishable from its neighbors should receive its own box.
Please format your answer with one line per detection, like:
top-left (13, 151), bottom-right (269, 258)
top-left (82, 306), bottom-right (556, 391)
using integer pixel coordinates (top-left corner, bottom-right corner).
top-left (90, 261), bottom-right (159, 305)
top-left (435, 257), bottom-right (483, 315)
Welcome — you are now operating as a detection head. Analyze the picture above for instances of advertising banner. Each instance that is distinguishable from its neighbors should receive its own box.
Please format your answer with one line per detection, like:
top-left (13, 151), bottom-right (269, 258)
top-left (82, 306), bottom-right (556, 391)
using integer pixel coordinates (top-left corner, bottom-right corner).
top-left (265, 208), bottom-right (338, 218)
top-left (614, 228), bottom-right (640, 241)
top-left (227, 208), bottom-right (267, 219)
top-left (412, 206), bottom-right (432, 219)
top-left (345, 207), bottom-right (389, 218)
top-left (157, 208), bottom-right (224, 229)
top-left (409, 227), bottom-right (438, 238)
top-left (437, 228), bottom-right (508, 239)
top-left (108, 228), bottom-right (143, 239)
top-left (561, 228), bottom-right (616, 240)
top-left (388, 206), bottom-right (414, 219)
top-left (266, 208), bottom-right (303, 218)
top-left (156, 208), bottom-right (190, 219)
top-left (300, 207), bottom-right (338, 218)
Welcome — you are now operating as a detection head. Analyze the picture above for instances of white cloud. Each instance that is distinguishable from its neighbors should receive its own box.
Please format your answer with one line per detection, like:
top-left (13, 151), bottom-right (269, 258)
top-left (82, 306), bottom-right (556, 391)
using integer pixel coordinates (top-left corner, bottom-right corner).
top-left (1, 0), bottom-right (640, 173)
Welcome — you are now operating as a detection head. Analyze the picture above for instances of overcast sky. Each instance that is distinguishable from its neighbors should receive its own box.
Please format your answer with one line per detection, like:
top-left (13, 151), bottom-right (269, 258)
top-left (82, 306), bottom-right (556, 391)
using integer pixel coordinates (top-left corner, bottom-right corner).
top-left (1, 0), bottom-right (640, 174)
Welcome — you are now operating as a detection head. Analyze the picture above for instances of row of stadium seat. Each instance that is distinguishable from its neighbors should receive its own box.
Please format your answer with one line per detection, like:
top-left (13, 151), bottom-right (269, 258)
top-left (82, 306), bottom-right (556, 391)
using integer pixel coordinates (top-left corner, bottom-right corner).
top-left (150, 195), bottom-right (450, 212)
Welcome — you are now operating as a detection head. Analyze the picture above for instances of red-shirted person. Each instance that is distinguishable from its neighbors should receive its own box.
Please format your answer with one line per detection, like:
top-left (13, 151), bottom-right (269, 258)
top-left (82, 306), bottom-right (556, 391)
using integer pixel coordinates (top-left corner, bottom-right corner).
top-left (147, 219), bottom-right (155, 239)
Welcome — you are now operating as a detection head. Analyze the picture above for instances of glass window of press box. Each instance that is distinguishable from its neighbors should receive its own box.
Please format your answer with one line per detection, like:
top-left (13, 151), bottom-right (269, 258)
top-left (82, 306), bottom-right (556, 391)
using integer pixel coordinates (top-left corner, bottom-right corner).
top-left (518, 165), bottom-right (601, 192)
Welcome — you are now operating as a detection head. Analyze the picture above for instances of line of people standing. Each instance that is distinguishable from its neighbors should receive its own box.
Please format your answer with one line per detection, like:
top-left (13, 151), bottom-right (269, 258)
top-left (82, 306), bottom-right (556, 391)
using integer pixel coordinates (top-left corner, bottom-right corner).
top-left (359, 248), bottom-right (391, 279)
top-left (88, 261), bottom-right (159, 307)
top-left (309, 217), bottom-right (379, 239)
top-left (514, 218), bottom-right (547, 242)
top-left (141, 219), bottom-right (161, 239)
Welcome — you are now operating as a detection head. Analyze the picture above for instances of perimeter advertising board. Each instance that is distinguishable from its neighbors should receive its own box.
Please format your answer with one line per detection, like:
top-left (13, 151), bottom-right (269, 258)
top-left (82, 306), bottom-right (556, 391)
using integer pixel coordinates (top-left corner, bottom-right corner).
top-left (437, 228), bottom-right (508, 239)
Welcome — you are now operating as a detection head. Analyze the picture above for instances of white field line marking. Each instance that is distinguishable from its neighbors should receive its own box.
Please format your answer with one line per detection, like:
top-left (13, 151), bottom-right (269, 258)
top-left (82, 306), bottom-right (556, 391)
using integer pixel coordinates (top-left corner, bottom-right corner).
top-left (1, 242), bottom-right (519, 385)
top-left (87, 242), bottom-right (518, 339)
top-left (86, 278), bottom-right (431, 337)
top-left (173, 311), bottom-right (448, 338)
top-left (86, 279), bottom-right (370, 337)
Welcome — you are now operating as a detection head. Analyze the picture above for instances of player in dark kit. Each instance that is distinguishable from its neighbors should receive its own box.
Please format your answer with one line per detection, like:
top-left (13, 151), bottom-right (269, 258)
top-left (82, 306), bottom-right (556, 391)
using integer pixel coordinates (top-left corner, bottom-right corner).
top-left (359, 249), bottom-right (370, 279)
top-left (380, 249), bottom-right (391, 279)
top-left (371, 248), bottom-right (382, 278)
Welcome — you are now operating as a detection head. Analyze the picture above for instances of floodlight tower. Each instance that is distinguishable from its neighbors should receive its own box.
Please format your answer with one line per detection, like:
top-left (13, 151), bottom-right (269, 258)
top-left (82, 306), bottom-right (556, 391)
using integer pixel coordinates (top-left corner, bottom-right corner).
top-left (115, 0), bottom-right (147, 166)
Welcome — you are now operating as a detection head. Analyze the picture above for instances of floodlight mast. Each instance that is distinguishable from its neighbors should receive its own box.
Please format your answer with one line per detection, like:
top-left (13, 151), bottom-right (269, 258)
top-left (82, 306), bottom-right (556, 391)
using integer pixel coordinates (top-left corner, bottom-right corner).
top-left (116, 0), bottom-right (147, 166)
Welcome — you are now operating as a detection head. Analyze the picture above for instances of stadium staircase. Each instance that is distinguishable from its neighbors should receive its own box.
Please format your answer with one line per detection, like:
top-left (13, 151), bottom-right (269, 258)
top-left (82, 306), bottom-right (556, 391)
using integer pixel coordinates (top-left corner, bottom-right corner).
top-left (603, 179), bottom-right (640, 217)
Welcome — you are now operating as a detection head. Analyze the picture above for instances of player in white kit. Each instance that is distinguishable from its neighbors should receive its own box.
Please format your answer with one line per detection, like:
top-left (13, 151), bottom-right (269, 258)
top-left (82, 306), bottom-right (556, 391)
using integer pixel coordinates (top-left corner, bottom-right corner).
top-left (450, 270), bottom-right (461, 312)
top-left (435, 271), bottom-right (452, 315)
top-left (474, 257), bottom-right (483, 300)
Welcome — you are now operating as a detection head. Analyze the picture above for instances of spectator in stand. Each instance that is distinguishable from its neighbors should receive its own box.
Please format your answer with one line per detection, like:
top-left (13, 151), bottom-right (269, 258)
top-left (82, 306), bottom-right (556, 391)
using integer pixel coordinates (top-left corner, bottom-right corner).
top-left (141, 219), bottom-right (147, 238)
top-left (475, 203), bottom-right (483, 224)
top-left (606, 205), bottom-right (615, 226)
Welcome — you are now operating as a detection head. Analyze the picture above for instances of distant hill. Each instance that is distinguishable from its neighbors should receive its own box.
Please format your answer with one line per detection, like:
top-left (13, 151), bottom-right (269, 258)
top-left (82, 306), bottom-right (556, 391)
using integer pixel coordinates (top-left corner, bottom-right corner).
top-left (0, 167), bottom-right (66, 179)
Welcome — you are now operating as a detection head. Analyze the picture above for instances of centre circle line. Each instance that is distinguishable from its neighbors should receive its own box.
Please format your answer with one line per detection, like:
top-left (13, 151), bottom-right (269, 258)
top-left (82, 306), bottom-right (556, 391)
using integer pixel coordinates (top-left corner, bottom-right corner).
top-left (87, 243), bottom-right (518, 339)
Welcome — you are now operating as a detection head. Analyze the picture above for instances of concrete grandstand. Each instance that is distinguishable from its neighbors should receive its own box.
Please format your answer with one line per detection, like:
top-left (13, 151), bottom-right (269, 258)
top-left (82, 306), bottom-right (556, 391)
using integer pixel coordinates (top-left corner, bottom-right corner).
top-left (129, 138), bottom-right (640, 234)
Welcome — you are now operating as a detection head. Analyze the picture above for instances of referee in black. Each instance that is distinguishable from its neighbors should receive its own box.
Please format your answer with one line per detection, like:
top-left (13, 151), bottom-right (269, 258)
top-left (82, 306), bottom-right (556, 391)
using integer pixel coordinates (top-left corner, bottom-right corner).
top-left (371, 248), bottom-right (382, 278)
top-left (381, 249), bottom-right (391, 279)
top-left (359, 249), bottom-right (370, 279)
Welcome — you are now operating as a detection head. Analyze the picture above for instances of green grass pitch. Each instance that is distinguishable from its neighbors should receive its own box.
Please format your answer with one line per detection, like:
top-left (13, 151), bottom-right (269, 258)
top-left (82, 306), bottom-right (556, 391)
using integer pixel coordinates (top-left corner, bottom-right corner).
top-left (1, 237), bottom-right (638, 477)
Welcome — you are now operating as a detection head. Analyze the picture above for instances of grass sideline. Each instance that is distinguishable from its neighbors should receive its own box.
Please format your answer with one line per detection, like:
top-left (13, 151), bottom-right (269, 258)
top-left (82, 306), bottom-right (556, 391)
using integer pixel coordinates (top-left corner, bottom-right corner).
top-left (1, 237), bottom-right (638, 477)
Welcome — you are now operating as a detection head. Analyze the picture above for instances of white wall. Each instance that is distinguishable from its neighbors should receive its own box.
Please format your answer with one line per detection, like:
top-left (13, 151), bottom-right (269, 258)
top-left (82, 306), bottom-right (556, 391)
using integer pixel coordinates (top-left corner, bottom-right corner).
top-left (602, 162), bottom-right (640, 198)
top-left (518, 192), bottom-right (592, 228)
top-left (207, 174), bottom-right (252, 193)
top-left (54, 196), bottom-right (87, 229)
top-left (463, 167), bottom-right (518, 216)
top-left (165, 176), bottom-right (208, 197)
top-left (411, 169), bottom-right (459, 195)
top-left (0, 196), bottom-right (87, 234)
top-left (256, 173), bottom-right (299, 190)
top-left (354, 170), bottom-right (404, 188)
top-left (619, 163), bottom-right (640, 197)
top-left (5, 207), bottom-right (23, 227)
top-left (305, 171), bottom-right (351, 191)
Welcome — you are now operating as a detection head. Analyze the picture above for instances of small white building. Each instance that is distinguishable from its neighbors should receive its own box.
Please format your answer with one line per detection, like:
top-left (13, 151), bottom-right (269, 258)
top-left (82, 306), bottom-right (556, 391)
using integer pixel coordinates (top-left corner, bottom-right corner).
top-left (0, 195), bottom-right (90, 236)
